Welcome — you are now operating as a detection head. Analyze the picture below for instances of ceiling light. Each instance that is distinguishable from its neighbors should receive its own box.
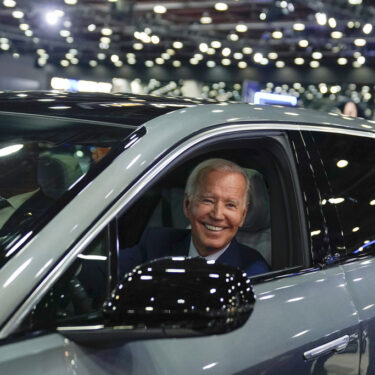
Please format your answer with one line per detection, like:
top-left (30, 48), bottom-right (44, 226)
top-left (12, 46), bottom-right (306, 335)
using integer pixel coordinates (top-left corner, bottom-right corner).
top-left (236, 24), bottom-right (248, 33)
top-left (64, 20), bottom-right (72, 28)
top-left (66, 36), bottom-right (74, 43)
top-left (190, 58), bottom-right (199, 65)
top-left (166, 49), bottom-right (175, 56)
top-left (348, 0), bottom-right (362, 4)
top-left (153, 5), bottom-right (167, 14)
top-left (211, 40), bottom-right (221, 49)
top-left (242, 47), bottom-right (253, 54)
top-left (310, 61), bottom-right (320, 68)
top-left (89, 60), bottom-right (98, 67)
top-left (207, 60), bottom-right (216, 68)
top-left (88, 24), bottom-right (96, 32)
top-left (238, 61), bottom-right (247, 69)
top-left (145, 60), bottom-right (154, 67)
top-left (276, 60), bottom-right (285, 68)
top-left (259, 12), bottom-right (267, 20)
top-left (64, 0), bottom-right (77, 4)
top-left (200, 15), bottom-right (212, 24)
top-left (338, 57), bottom-right (348, 65)
top-left (60, 30), bottom-right (70, 37)
top-left (3, 0), bottom-right (16, 7)
top-left (97, 53), bottom-right (106, 60)
top-left (357, 56), bottom-right (366, 64)
top-left (312, 51), bottom-right (323, 59)
top-left (331, 31), bottom-right (343, 39)
top-left (207, 48), bottom-right (215, 55)
top-left (253, 53), bottom-right (263, 63)
top-left (25, 30), bottom-right (33, 37)
top-left (100, 37), bottom-right (111, 44)
top-left (294, 57), bottom-right (304, 65)
top-left (173, 41), bottom-right (183, 49)
top-left (101, 27), bottom-right (112, 36)
top-left (156, 57), bottom-right (165, 65)
top-left (363, 24), bottom-right (373, 34)
top-left (234, 52), bottom-right (243, 60)
top-left (221, 58), bottom-right (231, 66)
top-left (111, 54), bottom-right (119, 63)
top-left (133, 43), bottom-right (143, 50)
top-left (222, 47), bottom-right (231, 56)
top-left (12, 10), bottom-right (24, 19)
top-left (328, 17), bottom-right (337, 28)
top-left (115, 60), bottom-right (123, 67)
top-left (151, 35), bottom-right (160, 44)
top-left (354, 38), bottom-right (366, 46)
top-left (162, 52), bottom-right (170, 60)
top-left (199, 43), bottom-right (209, 53)
top-left (315, 12), bottom-right (327, 26)
top-left (215, 2), bottom-right (228, 11)
top-left (19, 23), bottom-right (29, 30)
top-left (172, 60), bottom-right (181, 67)
top-left (260, 58), bottom-right (269, 65)
top-left (229, 33), bottom-right (239, 41)
top-left (293, 23), bottom-right (305, 31)
top-left (298, 39), bottom-right (309, 48)
top-left (60, 59), bottom-right (69, 67)
top-left (272, 31), bottom-right (283, 39)
top-left (337, 160), bottom-right (348, 168)
top-left (268, 52), bottom-right (278, 59)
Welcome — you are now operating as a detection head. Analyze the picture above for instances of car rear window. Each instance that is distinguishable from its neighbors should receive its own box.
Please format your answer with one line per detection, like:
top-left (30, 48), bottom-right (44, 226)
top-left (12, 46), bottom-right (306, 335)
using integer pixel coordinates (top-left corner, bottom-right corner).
top-left (0, 113), bottom-right (134, 267)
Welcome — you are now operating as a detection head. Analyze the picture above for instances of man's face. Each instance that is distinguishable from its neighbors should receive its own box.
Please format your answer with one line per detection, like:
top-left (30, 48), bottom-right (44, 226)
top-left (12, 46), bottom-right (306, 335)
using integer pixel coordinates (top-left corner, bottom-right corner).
top-left (183, 169), bottom-right (248, 256)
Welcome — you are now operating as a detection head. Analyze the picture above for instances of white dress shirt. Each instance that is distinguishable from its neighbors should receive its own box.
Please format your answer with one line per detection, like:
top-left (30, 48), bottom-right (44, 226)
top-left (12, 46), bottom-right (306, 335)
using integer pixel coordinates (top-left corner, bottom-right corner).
top-left (0, 189), bottom-right (39, 228)
top-left (188, 237), bottom-right (230, 261)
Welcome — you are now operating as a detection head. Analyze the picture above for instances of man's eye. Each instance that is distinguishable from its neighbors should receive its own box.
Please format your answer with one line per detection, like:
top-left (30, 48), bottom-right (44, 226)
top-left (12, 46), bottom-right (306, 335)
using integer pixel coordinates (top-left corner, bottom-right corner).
top-left (203, 198), bottom-right (214, 203)
top-left (227, 203), bottom-right (236, 208)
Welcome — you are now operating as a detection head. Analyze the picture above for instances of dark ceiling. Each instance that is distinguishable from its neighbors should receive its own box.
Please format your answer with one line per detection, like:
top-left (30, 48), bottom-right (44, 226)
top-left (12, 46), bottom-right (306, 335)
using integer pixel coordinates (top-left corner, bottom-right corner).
top-left (0, 0), bottom-right (375, 71)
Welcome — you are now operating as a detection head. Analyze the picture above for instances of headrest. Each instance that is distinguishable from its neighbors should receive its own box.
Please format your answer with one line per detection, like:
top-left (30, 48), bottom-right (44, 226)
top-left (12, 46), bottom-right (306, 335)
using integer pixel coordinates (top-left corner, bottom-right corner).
top-left (240, 169), bottom-right (270, 233)
top-left (38, 153), bottom-right (83, 199)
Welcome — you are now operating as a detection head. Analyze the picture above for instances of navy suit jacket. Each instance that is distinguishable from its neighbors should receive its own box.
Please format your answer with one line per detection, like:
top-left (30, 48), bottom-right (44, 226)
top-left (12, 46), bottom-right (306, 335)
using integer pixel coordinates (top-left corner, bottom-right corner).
top-left (119, 227), bottom-right (270, 277)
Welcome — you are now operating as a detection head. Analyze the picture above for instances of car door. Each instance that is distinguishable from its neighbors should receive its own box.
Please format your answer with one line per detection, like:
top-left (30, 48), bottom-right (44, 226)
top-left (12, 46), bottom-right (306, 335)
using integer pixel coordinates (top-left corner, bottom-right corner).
top-left (0, 120), bottom-right (362, 374)
top-left (298, 130), bottom-right (375, 374)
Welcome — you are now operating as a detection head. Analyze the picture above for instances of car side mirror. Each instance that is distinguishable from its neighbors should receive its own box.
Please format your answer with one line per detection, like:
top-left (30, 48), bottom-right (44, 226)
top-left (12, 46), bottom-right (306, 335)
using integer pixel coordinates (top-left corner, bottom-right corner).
top-left (60, 257), bottom-right (255, 346)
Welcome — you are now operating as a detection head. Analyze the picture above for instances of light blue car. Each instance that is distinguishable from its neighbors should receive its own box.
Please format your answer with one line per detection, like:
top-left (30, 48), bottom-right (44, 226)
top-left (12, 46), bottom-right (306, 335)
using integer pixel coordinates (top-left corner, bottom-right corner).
top-left (0, 92), bottom-right (374, 374)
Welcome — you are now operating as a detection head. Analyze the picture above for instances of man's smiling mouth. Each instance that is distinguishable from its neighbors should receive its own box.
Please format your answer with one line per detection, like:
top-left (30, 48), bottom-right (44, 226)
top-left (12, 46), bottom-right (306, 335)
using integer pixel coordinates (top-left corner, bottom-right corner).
top-left (204, 223), bottom-right (224, 232)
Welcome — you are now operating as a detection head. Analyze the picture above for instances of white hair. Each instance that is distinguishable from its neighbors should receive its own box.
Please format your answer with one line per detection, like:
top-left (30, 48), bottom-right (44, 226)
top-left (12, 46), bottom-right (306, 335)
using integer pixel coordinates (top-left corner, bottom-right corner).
top-left (185, 158), bottom-right (250, 205)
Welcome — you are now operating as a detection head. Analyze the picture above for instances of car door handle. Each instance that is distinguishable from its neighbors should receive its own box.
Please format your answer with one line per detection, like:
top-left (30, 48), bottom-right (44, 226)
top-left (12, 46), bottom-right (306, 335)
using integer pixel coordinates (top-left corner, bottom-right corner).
top-left (303, 335), bottom-right (350, 360)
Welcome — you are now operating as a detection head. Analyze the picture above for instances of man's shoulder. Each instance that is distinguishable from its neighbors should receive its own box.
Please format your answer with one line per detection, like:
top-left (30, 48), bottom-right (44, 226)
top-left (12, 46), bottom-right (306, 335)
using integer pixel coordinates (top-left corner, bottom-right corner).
top-left (232, 238), bottom-right (268, 262)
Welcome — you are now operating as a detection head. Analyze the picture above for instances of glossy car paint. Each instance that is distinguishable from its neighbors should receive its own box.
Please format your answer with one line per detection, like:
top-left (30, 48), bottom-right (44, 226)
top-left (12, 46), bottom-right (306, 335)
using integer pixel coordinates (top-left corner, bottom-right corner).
top-left (0, 93), bottom-right (374, 374)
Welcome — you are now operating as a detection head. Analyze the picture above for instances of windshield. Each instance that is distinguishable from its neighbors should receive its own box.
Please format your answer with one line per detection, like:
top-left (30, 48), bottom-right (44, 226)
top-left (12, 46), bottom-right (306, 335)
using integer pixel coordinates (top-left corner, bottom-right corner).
top-left (0, 113), bottom-right (134, 266)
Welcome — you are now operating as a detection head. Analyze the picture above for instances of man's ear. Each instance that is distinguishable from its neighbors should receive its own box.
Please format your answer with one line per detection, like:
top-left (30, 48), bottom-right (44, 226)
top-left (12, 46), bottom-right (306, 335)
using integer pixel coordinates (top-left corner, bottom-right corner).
top-left (183, 194), bottom-right (190, 218)
top-left (239, 202), bottom-right (249, 227)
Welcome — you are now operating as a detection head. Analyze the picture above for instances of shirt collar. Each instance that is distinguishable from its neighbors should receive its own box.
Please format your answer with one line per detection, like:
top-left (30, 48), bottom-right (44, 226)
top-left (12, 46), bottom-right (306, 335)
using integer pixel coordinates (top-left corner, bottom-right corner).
top-left (188, 236), bottom-right (230, 261)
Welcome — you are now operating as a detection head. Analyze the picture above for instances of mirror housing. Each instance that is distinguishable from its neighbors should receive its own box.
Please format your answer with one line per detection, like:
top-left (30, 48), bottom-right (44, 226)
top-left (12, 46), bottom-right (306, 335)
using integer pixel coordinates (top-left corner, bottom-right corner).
top-left (105, 256), bottom-right (255, 334)
top-left (60, 257), bottom-right (255, 346)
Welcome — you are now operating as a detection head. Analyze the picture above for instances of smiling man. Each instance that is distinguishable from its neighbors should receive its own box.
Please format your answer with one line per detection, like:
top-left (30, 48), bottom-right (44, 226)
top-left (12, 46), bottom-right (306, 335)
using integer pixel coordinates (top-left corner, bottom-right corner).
top-left (120, 158), bottom-right (270, 277)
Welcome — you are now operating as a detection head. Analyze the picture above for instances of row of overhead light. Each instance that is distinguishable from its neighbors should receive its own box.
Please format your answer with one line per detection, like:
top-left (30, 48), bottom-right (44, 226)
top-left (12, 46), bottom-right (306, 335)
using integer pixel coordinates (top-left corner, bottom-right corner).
top-left (0, 0), bottom-right (372, 71)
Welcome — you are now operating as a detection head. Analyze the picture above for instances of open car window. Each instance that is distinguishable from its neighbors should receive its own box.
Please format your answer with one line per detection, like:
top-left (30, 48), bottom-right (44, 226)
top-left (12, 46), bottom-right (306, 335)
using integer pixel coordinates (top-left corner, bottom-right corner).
top-left (117, 134), bottom-right (305, 278)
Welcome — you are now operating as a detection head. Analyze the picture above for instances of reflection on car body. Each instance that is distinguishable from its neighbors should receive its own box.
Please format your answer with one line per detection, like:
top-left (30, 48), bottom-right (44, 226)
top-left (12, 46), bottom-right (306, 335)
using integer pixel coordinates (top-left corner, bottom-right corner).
top-left (0, 91), bottom-right (374, 374)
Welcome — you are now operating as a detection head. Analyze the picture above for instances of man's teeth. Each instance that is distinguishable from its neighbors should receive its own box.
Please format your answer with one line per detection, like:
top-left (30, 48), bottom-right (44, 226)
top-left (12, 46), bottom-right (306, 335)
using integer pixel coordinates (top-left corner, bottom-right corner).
top-left (205, 224), bottom-right (223, 231)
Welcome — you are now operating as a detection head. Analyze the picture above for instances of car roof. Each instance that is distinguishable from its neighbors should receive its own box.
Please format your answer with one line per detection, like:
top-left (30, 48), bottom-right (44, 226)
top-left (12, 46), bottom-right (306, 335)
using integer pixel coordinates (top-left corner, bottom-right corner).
top-left (0, 91), bottom-right (210, 127)
top-left (0, 91), bottom-right (373, 134)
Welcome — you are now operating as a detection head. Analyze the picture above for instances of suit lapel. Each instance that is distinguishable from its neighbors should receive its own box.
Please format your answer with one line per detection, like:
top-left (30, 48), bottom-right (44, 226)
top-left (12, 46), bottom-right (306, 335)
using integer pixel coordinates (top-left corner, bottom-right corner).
top-left (217, 238), bottom-right (241, 268)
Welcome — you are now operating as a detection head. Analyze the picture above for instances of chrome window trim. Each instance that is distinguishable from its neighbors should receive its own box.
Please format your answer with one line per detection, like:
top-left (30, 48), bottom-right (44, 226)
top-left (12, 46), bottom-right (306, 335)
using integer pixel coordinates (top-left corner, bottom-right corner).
top-left (1, 122), bottom-right (374, 338)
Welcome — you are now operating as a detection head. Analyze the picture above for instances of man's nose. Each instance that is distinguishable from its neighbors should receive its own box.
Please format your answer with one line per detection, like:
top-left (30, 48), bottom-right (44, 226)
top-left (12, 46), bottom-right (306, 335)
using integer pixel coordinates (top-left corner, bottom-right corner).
top-left (210, 202), bottom-right (224, 219)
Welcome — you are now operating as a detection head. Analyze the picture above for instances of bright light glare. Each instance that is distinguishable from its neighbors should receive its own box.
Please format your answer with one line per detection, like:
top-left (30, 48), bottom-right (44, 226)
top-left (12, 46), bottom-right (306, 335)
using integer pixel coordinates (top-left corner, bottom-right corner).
top-left (337, 160), bottom-right (348, 168)
top-left (0, 144), bottom-right (24, 157)
top-left (45, 10), bottom-right (64, 25)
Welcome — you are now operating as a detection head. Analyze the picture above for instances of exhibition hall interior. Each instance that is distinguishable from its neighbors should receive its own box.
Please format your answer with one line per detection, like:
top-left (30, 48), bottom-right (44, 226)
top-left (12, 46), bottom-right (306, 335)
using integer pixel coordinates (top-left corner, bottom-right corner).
top-left (0, 0), bottom-right (374, 118)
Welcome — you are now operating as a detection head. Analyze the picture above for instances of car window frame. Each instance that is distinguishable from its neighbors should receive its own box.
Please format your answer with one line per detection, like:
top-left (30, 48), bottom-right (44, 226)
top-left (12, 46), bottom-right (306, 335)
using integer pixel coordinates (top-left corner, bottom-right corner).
top-left (1, 123), bottom-right (310, 339)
